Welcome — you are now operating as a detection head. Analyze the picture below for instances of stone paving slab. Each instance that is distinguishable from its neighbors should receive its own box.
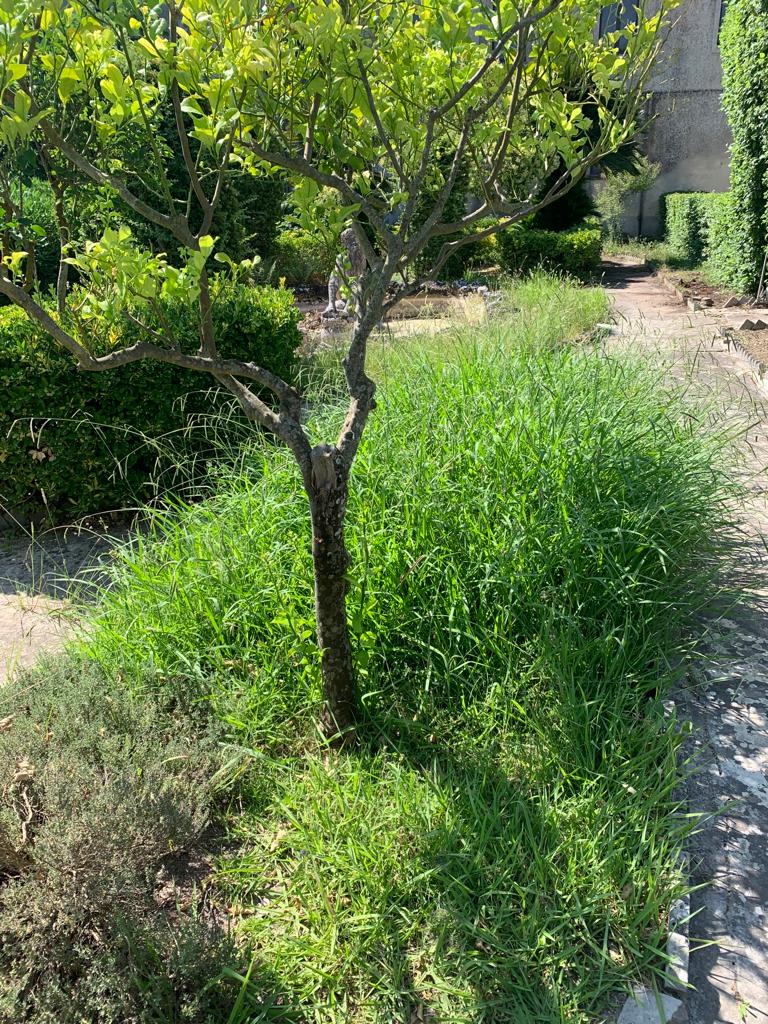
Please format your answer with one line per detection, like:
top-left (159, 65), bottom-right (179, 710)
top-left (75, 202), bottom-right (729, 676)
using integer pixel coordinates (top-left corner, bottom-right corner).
top-left (0, 593), bottom-right (69, 684)
top-left (603, 260), bottom-right (768, 1023)
top-left (618, 988), bottom-right (686, 1024)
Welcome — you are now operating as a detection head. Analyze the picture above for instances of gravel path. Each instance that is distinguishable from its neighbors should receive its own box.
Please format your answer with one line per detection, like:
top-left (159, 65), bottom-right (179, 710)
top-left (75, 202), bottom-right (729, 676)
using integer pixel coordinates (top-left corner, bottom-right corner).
top-left (604, 259), bottom-right (768, 1023)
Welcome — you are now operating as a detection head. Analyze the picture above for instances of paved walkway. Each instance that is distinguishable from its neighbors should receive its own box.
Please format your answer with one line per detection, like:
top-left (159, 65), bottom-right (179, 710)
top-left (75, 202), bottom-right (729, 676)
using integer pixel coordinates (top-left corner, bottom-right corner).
top-left (603, 260), bottom-right (768, 1024)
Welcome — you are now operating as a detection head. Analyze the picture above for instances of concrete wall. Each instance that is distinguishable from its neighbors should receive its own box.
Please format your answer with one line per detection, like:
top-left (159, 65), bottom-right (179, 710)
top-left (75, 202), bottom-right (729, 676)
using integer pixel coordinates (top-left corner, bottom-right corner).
top-left (619, 0), bottom-right (731, 236)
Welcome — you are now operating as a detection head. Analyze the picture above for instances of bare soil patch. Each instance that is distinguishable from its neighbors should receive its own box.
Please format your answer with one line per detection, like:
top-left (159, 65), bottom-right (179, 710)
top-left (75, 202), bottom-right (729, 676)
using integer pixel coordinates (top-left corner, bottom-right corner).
top-left (728, 328), bottom-right (768, 373)
top-left (654, 267), bottom-right (750, 312)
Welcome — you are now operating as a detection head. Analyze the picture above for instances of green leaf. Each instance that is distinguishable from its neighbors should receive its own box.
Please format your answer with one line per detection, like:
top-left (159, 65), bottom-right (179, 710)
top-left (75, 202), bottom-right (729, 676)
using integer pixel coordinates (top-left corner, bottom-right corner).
top-left (57, 68), bottom-right (82, 104)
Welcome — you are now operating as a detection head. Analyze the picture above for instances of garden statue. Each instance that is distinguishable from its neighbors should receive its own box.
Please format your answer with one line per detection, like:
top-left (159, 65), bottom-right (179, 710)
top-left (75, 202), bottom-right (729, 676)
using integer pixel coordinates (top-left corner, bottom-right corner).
top-left (323, 227), bottom-right (367, 318)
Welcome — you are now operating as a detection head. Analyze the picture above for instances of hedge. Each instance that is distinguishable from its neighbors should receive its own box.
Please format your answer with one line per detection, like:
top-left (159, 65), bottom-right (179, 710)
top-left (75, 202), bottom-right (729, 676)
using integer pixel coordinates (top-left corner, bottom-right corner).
top-left (0, 283), bottom-right (301, 523)
top-left (720, 0), bottom-right (768, 293)
top-left (272, 230), bottom-right (336, 286)
top-left (661, 192), bottom-right (742, 287)
top-left (661, 192), bottom-right (725, 264)
top-left (497, 224), bottom-right (602, 277)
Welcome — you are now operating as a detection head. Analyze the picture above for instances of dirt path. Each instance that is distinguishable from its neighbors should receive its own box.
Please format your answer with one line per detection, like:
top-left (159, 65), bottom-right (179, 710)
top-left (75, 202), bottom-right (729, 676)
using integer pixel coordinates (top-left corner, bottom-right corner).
top-left (0, 526), bottom-right (126, 684)
top-left (604, 259), bottom-right (768, 1024)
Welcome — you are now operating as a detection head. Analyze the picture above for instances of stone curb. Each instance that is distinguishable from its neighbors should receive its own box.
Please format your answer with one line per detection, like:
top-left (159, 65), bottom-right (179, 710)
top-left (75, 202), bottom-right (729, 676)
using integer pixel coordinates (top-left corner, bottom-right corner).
top-left (719, 325), bottom-right (768, 383)
top-left (657, 271), bottom-right (688, 306)
top-left (615, 868), bottom-right (691, 1023)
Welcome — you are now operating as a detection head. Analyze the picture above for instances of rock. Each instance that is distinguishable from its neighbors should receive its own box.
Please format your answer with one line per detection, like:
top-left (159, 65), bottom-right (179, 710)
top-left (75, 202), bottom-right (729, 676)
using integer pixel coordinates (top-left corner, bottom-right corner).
top-left (754, 318), bottom-right (768, 330)
top-left (701, 297), bottom-right (714, 307)
top-left (724, 295), bottom-right (743, 308)
top-left (738, 318), bottom-right (758, 331)
top-left (618, 987), bottom-right (686, 1023)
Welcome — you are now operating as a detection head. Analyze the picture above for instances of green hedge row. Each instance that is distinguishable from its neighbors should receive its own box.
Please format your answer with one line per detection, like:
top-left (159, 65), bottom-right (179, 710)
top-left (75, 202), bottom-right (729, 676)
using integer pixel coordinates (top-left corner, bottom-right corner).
top-left (661, 192), bottom-right (743, 288)
top-left (0, 283), bottom-right (301, 523)
top-left (721, 0), bottom-right (768, 294)
top-left (497, 224), bottom-right (603, 277)
top-left (661, 192), bottom-right (728, 264)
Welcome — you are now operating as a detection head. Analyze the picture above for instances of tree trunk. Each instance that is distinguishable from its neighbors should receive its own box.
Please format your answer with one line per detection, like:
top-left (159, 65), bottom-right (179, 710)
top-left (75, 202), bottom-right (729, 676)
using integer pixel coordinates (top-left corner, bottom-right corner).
top-left (307, 445), bottom-right (357, 742)
top-left (51, 184), bottom-right (70, 315)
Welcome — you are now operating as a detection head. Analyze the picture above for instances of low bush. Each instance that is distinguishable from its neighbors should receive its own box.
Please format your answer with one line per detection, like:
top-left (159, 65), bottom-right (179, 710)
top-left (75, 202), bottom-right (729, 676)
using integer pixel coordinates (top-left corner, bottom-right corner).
top-left (272, 230), bottom-right (336, 286)
top-left (0, 282), bottom-right (301, 523)
top-left (81, 275), bottom-right (736, 1019)
top-left (497, 223), bottom-right (602, 277)
top-left (0, 659), bottom-right (264, 1023)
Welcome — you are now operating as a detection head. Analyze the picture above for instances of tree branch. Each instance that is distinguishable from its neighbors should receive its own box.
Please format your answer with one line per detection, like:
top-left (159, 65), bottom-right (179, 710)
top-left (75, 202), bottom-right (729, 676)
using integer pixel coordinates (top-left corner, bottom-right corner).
top-left (38, 120), bottom-right (195, 247)
top-left (0, 270), bottom-right (300, 403)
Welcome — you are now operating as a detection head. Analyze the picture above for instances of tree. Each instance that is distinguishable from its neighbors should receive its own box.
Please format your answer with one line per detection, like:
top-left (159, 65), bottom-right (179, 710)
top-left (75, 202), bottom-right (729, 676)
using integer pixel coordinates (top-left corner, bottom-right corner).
top-left (0, 0), bottom-right (674, 743)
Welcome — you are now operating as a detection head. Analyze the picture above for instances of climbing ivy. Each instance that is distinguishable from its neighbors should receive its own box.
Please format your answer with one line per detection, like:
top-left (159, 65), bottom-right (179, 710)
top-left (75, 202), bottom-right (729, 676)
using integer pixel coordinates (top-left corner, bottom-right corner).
top-left (720, 0), bottom-right (768, 293)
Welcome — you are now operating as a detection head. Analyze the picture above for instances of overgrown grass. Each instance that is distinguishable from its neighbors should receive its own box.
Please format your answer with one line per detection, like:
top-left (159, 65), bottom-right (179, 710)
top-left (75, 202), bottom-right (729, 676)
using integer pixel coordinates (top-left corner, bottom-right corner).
top-left (68, 274), bottom-right (737, 1022)
top-left (601, 238), bottom-right (672, 263)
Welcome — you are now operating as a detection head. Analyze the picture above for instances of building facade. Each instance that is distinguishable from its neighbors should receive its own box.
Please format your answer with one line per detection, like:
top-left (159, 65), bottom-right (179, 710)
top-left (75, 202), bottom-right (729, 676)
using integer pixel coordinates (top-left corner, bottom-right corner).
top-left (616, 0), bottom-right (731, 236)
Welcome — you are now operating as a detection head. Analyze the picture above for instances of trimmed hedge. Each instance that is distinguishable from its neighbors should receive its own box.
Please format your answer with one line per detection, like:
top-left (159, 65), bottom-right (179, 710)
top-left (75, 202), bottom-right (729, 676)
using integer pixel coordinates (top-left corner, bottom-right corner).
top-left (273, 230), bottom-right (336, 286)
top-left (497, 224), bottom-right (602, 277)
top-left (721, 0), bottom-right (768, 293)
top-left (0, 283), bottom-right (300, 523)
top-left (661, 192), bottom-right (724, 264)
top-left (706, 193), bottom-right (745, 289)
top-left (661, 192), bottom-right (740, 287)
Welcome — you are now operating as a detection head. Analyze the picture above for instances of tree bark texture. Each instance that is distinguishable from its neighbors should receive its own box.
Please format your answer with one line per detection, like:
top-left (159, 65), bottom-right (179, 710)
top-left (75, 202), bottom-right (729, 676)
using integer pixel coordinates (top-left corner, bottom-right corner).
top-left (307, 443), bottom-right (357, 741)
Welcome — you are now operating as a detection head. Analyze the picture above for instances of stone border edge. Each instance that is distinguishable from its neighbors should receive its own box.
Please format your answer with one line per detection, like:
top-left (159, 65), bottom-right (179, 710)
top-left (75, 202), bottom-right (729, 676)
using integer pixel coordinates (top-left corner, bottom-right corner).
top-left (720, 325), bottom-right (768, 383)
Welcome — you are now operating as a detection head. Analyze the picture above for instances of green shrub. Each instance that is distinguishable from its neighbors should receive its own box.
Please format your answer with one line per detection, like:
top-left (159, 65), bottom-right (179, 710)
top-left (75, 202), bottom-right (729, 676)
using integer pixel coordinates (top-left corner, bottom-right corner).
top-left (272, 230), bottom-right (336, 286)
top-left (595, 157), bottom-right (661, 241)
top-left (497, 223), bottom-right (602, 277)
top-left (0, 282), bottom-right (301, 523)
top-left (68, 102), bottom-right (286, 268)
top-left (18, 178), bottom-right (61, 291)
top-left (662, 192), bottom-right (714, 264)
top-left (532, 179), bottom-right (597, 232)
top-left (0, 177), bottom-right (62, 292)
top-left (720, 0), bottom-right (768, 293)
top-left (464, 231), bottom-right (499, 270)
top-left (413, 150), bottom-right (472, 279)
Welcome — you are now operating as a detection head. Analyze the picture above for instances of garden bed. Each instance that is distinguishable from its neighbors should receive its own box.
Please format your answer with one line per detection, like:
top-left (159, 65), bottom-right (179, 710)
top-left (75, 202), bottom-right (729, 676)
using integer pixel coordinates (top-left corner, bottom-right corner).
top-left (657, 267), bottom-right (742, 311)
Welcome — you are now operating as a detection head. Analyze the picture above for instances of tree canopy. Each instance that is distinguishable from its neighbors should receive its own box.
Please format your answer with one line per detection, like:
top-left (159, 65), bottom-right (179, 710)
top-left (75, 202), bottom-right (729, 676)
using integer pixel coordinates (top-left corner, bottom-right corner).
top-left (0, 0), bottom-right (675, 737)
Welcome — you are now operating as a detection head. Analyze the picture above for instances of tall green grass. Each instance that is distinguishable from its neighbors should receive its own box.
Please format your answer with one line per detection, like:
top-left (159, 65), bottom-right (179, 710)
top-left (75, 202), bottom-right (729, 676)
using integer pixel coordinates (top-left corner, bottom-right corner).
top-left (79, 275), bottom-right (737, 1021)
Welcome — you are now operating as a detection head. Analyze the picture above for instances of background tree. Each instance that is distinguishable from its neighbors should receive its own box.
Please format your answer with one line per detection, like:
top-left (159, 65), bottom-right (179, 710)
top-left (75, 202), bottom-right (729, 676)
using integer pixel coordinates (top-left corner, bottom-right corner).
top-left (0, 0), bottom-right (674, 741)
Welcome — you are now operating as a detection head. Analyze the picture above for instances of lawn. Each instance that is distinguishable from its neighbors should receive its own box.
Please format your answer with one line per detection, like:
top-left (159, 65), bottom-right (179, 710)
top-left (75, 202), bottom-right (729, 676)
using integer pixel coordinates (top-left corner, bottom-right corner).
top-left (0, 275), bottom-right (738, 1023)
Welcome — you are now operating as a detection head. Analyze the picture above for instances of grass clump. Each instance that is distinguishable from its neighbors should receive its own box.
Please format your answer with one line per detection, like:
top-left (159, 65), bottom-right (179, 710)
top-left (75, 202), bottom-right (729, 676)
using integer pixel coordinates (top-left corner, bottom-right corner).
top-left (71, 274), bottom-right (736, 1021)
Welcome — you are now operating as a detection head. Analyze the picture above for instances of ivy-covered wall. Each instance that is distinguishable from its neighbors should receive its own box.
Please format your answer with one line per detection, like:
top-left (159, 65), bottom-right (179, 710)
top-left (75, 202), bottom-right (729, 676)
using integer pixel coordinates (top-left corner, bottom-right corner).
top-left (720, 0), bottom-right (768, 292)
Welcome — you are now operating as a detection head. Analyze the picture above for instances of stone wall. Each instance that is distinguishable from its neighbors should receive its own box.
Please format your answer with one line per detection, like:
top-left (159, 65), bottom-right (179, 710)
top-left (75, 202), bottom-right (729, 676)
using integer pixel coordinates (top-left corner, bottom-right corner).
top-left (614, 0), bottom-right (732, 236)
